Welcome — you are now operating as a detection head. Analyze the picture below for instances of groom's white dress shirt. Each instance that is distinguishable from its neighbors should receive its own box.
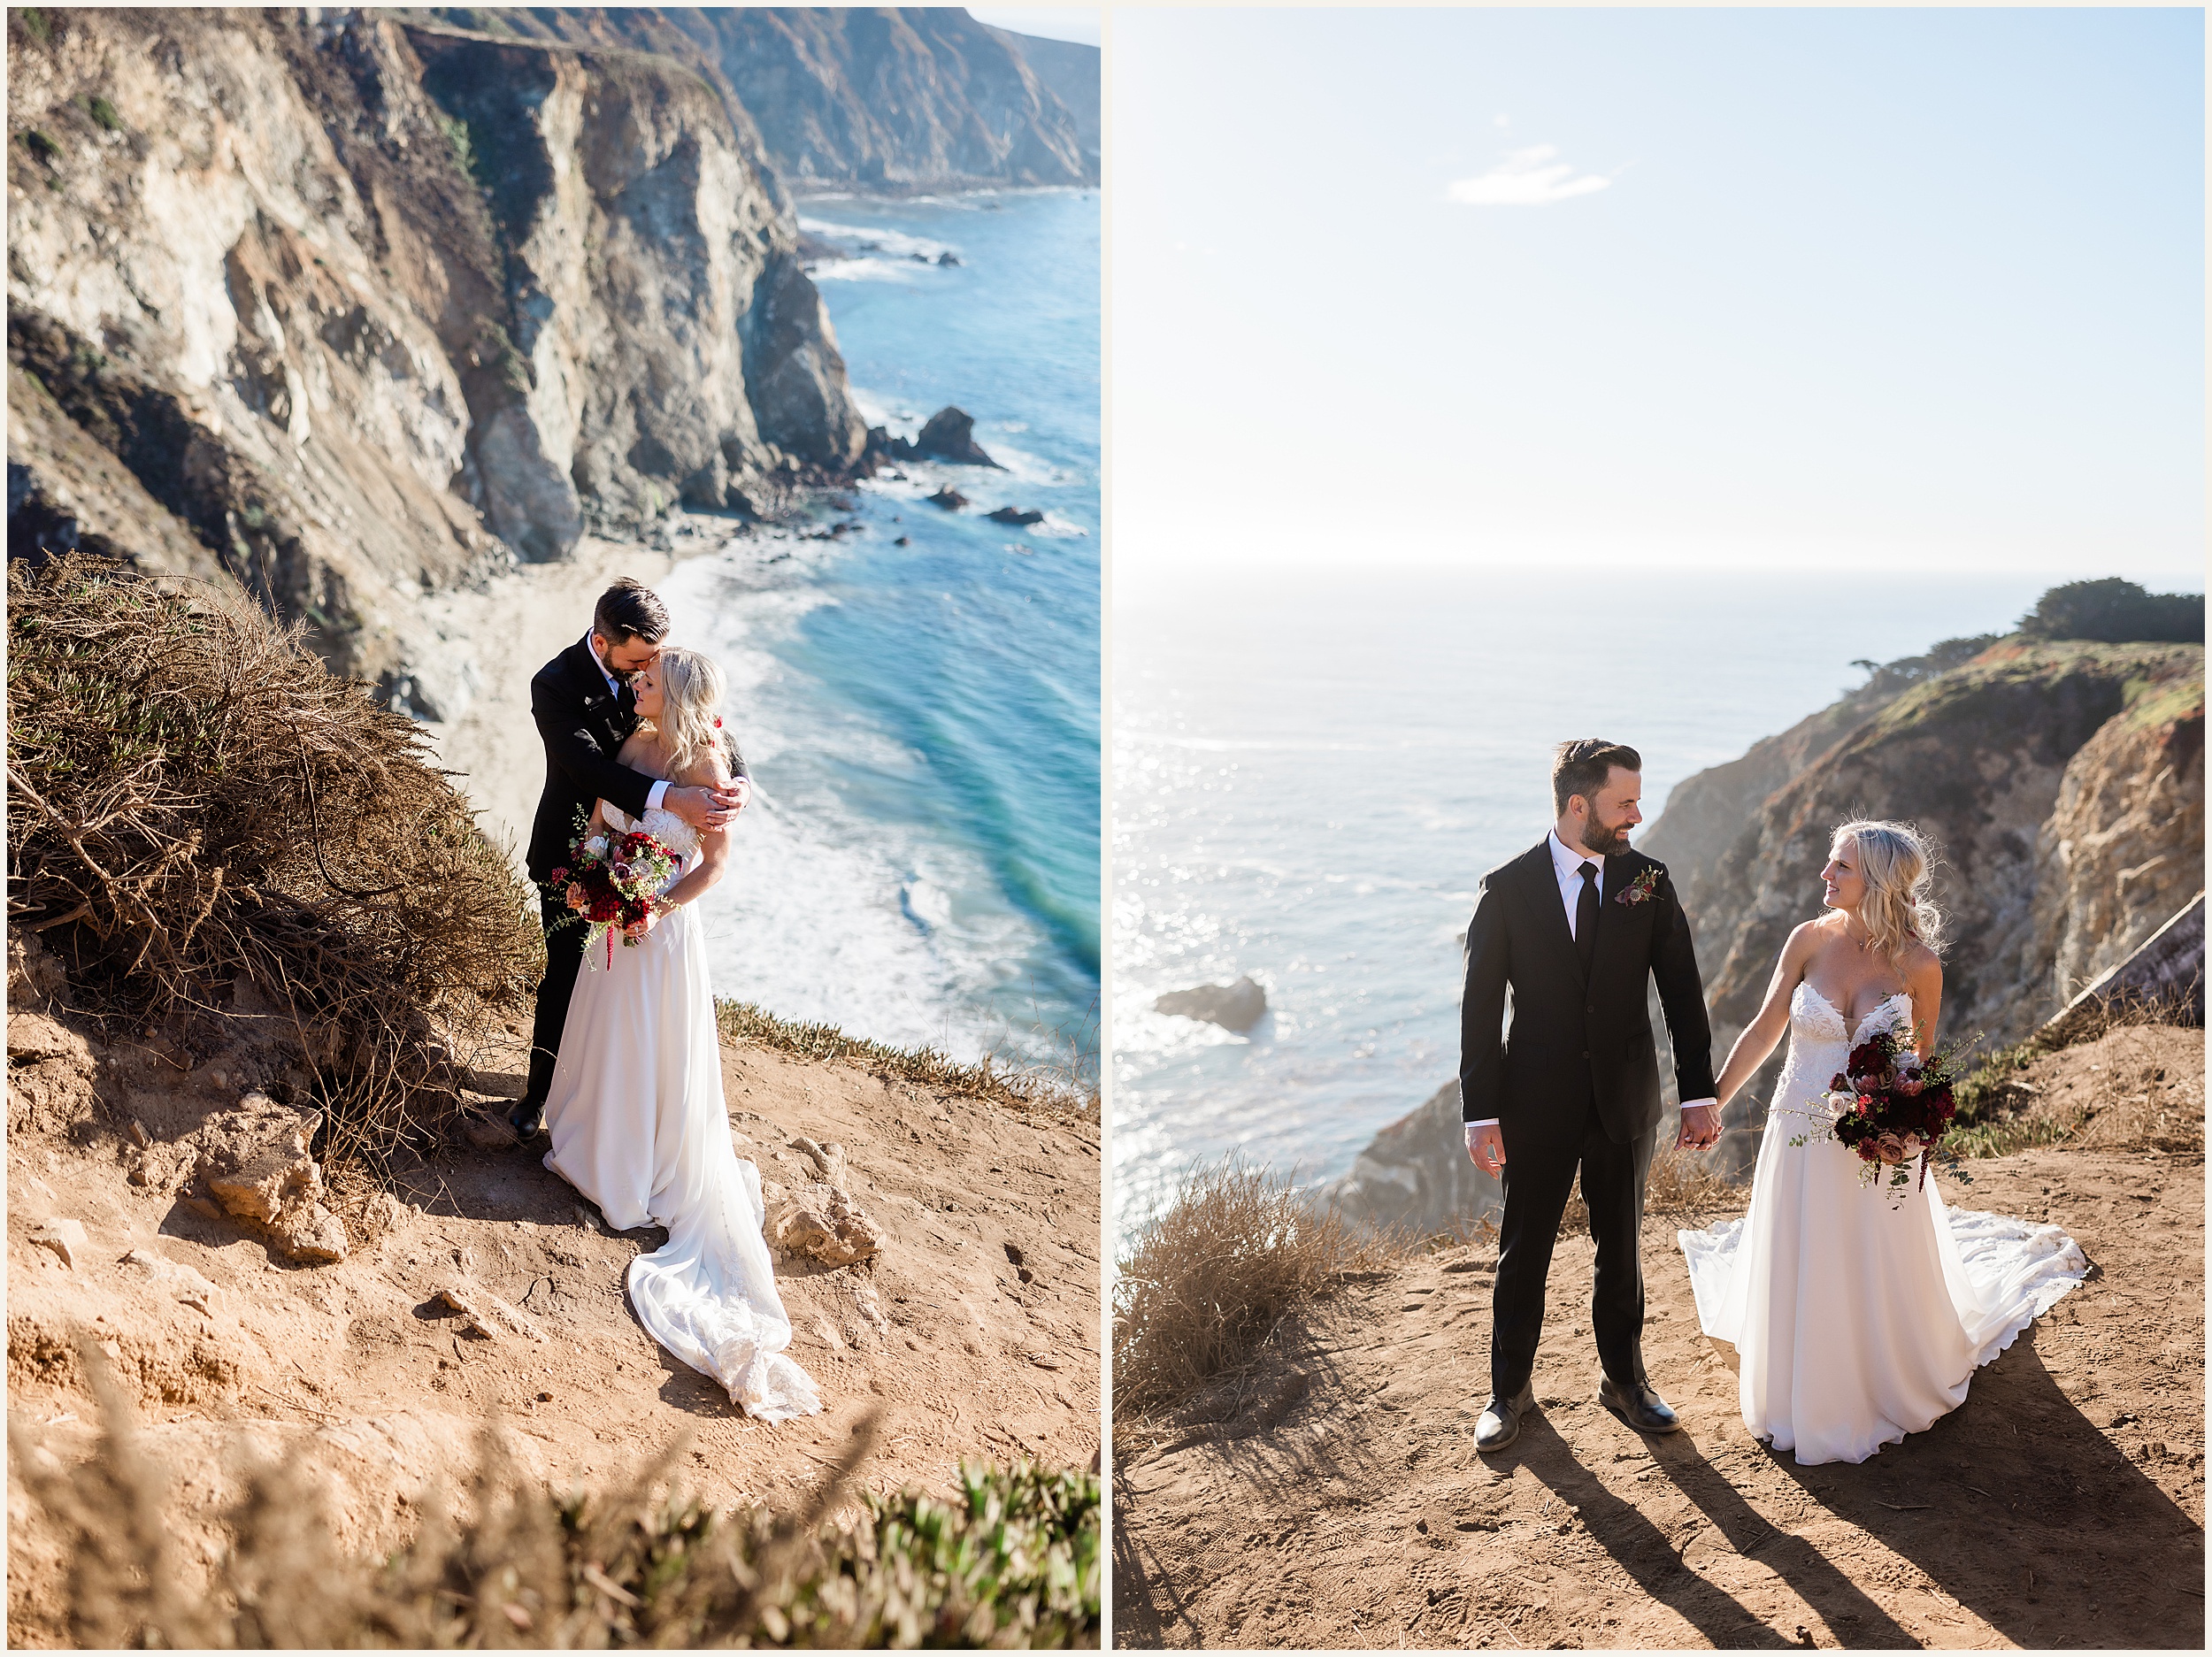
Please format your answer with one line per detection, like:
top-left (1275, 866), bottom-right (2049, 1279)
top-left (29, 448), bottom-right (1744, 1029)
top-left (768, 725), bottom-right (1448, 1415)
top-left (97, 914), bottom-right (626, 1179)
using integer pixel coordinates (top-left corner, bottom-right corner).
top-left (588, 633), bottom-right (671, 815)
top-left (1467, 830), bottom-right (1718, 1132)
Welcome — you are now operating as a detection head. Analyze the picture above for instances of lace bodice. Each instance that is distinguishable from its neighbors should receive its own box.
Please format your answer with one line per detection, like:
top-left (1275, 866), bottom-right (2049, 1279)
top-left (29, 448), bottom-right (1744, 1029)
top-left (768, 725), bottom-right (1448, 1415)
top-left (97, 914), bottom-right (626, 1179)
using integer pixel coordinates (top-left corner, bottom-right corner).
top-left (1792, 983), bottom-right (1912, 1049)
top-left (601, 802), bottom-right (701, 893)
top-left (1769, 984), bottom-right (1913, 1132)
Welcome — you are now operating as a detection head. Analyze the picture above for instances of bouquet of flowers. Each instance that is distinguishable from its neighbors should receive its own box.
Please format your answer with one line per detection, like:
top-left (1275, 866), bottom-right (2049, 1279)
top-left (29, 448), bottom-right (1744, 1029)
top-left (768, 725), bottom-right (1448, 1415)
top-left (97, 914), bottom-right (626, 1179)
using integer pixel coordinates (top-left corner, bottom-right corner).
top-left (1788, 1025), bottom-right (1977, 1206)
top-left (543, 810), bottom-right (681, 970)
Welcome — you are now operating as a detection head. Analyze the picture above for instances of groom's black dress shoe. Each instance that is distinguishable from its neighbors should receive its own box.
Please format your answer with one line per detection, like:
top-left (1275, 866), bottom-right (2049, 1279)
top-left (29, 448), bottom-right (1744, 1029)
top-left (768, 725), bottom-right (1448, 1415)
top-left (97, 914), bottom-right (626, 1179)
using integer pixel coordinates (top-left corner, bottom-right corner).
top-left (1599, 1372), bottom-right (1681, 1435)
top-left (1474, 1382), bottom-right (1537, 1454)
top-left (508, 1101), bottom-right (547, 1139)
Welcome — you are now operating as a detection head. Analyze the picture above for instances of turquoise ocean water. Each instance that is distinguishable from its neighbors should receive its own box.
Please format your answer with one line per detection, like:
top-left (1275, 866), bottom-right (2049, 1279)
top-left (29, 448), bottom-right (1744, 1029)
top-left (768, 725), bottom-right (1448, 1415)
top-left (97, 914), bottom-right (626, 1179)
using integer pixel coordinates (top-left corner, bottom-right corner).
top-left (1111, 565), bottom-right (2111, 1233)
top-left (665, 189), bottom-right (1099, 1072)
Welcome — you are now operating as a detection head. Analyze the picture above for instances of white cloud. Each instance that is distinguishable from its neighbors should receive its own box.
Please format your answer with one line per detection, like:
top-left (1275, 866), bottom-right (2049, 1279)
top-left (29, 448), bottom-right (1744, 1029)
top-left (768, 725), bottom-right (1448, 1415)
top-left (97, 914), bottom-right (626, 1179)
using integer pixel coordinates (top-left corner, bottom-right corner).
top-left (1446, 144), bottom-right (1611, 207)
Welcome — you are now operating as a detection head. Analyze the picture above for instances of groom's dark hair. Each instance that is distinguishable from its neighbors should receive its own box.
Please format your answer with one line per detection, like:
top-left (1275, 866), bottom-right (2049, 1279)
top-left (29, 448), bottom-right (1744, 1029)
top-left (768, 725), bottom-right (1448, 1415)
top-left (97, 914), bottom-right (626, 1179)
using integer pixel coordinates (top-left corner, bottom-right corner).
top-left (594, 578), bottom-right (671, 647)
top-left (1553, 739), bottom-right (1641, 816)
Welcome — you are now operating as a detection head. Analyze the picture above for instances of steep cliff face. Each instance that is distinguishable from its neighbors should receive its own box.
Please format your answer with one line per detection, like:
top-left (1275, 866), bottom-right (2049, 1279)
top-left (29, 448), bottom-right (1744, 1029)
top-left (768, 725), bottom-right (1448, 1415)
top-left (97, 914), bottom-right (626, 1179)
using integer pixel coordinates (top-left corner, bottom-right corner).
top-left (986, 27), bottom-right (1100, 179)
top-left (1643, 640), bottom-right (2205, 1093)
top-left (6, 7), bottom-right (863, 701)
top-left (679, 8), bottom-right (1094, 191)
top-left (2032, 675), bottom-right (2205, 1005)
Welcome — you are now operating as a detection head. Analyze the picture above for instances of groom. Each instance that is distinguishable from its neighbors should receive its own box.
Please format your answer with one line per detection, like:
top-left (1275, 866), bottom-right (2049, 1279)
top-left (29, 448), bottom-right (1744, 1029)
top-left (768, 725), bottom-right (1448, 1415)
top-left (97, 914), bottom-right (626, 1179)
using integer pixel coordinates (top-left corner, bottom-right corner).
top-left (1460, 739), bottom-right (1720, 1453)
top-left (509, 578), bottom-right (749, 1139)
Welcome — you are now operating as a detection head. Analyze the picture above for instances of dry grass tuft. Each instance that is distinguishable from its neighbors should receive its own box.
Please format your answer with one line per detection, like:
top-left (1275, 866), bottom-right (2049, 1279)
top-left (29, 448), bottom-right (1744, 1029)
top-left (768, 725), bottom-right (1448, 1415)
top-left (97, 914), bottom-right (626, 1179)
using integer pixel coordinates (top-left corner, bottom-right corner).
top-left (1641, 1138), bottom-right (1740, 1217)
top-left (1953, 987), bottom-right (2200, 1144)
top-left (5, 554), bottom-right (541, 1190)
top-left (716, 999), bottom-right (1098, 1121)
top-left (1112, 1162), bottom-right (1402, 1421)
top-left (10, 1346), bottom-right (1101, 1648)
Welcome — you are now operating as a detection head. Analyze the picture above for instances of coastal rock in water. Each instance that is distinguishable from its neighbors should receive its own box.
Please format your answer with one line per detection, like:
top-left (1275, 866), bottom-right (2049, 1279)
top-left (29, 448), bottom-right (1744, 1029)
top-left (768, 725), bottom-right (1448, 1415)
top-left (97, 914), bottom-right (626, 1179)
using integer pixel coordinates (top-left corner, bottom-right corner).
top-left (1154, 977), bottom-right (1268, 1033)
top-left (927, 486), bottom-right (970, 511)
top-left (986, 506), bottom-right (1045, 526)
top-left (766, 1181), bottom-right (885, 1268)
top-left (914, 407), bottom-right (1003, 469)
top-left (1315, 1079), bottom-right (1502, 1239)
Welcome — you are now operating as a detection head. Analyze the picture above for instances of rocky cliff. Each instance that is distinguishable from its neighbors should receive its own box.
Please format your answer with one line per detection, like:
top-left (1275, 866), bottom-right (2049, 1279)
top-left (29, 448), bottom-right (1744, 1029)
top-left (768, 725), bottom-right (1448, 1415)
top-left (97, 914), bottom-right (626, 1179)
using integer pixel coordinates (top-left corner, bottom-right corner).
top-left (670, 8), bottom-right (1094, 192)
top-left (1638, 634), bottom-right (2203, 1171)
top-left (1645, 641), bottom-right (2203, 1049)
top-left (433, 7), bottom-right (1098, 193)
top-left (6, 6), bottom-right (864, 702)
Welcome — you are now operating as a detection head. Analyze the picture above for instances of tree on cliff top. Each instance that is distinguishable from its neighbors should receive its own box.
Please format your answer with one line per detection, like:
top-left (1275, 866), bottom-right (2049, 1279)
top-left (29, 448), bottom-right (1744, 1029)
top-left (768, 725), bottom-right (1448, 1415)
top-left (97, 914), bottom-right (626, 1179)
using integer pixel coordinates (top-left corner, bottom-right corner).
top-left (4, 553), bottom-right (541, 1187)
top-left (2019, 578), bottom-right (2205, 646)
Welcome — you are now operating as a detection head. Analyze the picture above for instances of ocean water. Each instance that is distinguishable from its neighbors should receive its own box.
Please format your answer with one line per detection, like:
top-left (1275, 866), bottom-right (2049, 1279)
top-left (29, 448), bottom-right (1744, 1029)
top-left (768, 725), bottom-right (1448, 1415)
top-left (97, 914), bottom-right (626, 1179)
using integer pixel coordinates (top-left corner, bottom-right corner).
top-left (1110, 564), bottom-right (2076, 1233)
top-left (661, 189), bottom-right (1099, 1072)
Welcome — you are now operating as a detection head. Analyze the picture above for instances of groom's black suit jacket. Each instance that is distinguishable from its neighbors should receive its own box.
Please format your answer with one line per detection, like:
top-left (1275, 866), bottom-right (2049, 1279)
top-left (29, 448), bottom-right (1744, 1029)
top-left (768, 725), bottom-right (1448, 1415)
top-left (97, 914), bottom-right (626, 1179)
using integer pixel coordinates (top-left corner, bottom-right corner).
top-left (1460, 840), bottom-right (1715, 1146)
top-left (524, 638), bottom-right (749, 884)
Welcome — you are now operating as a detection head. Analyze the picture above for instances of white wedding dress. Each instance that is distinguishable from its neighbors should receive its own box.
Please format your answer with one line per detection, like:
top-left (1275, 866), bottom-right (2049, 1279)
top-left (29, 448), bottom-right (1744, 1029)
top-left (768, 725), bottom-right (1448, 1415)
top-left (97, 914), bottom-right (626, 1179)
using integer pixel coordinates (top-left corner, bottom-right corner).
top-left (541, 802), bottom-right (821, 1423)
top-left (1678, 986), bottom-right (2085, 1465)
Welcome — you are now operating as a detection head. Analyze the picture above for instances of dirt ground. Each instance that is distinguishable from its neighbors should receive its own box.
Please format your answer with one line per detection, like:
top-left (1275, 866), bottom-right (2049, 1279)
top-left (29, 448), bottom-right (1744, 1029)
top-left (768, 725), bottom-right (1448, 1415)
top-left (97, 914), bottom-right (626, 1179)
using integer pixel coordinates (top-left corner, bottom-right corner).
top-left (1113, 1026), bottom-right (2205, 1651)
top-left (7, 1020), bottom-right (1101, 1645)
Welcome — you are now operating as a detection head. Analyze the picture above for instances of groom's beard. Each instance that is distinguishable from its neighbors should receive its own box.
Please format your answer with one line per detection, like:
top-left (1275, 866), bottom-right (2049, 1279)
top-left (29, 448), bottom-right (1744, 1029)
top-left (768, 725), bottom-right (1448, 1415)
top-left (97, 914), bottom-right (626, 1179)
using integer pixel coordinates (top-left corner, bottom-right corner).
top-left (1578, 819), bottom-right (1632, 857)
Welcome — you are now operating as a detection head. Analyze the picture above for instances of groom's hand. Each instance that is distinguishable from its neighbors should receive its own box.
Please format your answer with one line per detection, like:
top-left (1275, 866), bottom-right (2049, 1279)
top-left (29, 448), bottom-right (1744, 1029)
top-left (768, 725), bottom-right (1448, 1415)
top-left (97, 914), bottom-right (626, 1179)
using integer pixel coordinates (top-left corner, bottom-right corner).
top-left (666, 781), bottom-right (749, 831)
top-left (1465, 1122), bottom-right (1506, 1176)
top-left (1678, 1101), bottom-right (1722, 1150)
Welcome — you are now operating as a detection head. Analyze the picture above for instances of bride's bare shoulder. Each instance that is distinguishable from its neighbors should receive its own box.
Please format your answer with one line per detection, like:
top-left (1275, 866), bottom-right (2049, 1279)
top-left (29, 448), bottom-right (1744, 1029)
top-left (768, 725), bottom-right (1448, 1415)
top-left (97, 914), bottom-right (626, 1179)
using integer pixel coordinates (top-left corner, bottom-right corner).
top-left (1784, 913), bottom-right (1839, 959)
top-left (618, 730), bottom-right (672, 779)
top-left (674, 744), bottom-right (731, 791)
top-left (1899, 937), bottom-right (1943, 981)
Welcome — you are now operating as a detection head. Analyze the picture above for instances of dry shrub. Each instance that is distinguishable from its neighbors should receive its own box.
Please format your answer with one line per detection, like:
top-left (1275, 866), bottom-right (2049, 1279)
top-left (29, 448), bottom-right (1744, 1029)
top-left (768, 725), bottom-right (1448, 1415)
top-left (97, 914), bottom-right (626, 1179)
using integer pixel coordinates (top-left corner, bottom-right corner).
top-left (9, 1346), bottom-right (1102, 1648)
top-left (1641, 1138), bottom-right (1739, 1217)
top-left (1955, 986), bottom-right (2200, 1132)
top-left (4, 553), bottom-right (541, 1187)
top-left (1113, 1162), bottom-right (1401, 1420)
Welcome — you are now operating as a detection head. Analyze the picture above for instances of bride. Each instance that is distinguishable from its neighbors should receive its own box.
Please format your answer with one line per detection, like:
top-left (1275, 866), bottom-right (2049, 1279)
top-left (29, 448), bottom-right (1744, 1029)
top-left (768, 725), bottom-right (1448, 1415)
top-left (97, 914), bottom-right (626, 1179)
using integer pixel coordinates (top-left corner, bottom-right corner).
top-left (541, 644), bottom-right (821, 1423)
top-left (1678, 820), bottom-right (2085, 1465)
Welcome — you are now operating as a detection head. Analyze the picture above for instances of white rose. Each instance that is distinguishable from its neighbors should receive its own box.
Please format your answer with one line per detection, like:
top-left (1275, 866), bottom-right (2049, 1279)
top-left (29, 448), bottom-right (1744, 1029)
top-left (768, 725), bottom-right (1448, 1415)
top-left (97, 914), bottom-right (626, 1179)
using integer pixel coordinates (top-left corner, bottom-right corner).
top-left (583, 836), bottom-right (609, 858)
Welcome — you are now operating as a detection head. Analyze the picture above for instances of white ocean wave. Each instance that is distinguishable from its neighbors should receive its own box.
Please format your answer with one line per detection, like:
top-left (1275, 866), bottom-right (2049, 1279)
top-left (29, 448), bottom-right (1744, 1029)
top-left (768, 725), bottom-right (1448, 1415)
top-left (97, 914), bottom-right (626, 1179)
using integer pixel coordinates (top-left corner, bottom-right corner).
top-left (656, 556), bottom-right (1057, 1064)
top-left (799, 216), bottom-right (958, 264)
top-left (810, 257), bottom-right (934, 285)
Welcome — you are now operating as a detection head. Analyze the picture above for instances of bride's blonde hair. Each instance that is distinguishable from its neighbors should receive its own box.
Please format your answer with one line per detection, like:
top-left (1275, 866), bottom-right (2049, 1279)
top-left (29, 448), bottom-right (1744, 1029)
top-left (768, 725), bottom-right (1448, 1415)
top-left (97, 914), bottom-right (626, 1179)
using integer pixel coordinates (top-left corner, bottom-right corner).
top-left (647, 646), bottom-right (729, 782)
top-left (1832, 819), bottom-right (1944, 970)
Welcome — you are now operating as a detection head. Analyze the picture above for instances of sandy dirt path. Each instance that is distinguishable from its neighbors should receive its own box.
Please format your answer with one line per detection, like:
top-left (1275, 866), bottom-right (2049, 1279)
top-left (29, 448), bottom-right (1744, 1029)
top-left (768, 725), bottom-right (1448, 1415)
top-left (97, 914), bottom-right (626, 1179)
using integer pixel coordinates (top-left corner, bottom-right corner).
top-left (9, 1026), bottom-right (1100, 1643)
top-left (1114, 1033), bottom-right (2204, 1651)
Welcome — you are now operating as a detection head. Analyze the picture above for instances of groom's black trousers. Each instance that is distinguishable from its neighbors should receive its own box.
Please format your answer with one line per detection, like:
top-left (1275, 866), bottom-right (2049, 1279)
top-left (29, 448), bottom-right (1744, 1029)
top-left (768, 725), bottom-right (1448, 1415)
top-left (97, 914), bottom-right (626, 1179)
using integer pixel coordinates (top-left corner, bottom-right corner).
top-left (1490, 1085), bottom-right (1658, 1399)
top-left (523, 888), bottom-right (590, 1112)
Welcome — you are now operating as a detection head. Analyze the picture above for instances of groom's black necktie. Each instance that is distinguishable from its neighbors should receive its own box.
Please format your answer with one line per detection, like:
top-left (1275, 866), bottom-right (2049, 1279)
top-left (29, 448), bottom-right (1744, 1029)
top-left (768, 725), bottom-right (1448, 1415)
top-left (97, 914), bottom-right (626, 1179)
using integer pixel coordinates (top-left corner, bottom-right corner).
top-left (1575, 860), bottom-right (1601, 977)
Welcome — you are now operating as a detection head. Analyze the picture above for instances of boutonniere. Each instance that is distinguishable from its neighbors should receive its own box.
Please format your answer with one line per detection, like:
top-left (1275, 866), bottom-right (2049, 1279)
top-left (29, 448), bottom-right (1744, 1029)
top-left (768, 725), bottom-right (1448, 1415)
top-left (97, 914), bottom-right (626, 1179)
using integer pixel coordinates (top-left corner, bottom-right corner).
top-left (1617, 865), bottom-right (1663, 906)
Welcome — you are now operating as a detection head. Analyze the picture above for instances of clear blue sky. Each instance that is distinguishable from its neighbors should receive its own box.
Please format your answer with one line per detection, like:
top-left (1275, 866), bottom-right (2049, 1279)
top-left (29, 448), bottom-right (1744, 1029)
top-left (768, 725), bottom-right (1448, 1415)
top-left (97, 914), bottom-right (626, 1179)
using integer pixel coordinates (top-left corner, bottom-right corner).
top-left (1112, 8), bottom-right (2205, 590)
